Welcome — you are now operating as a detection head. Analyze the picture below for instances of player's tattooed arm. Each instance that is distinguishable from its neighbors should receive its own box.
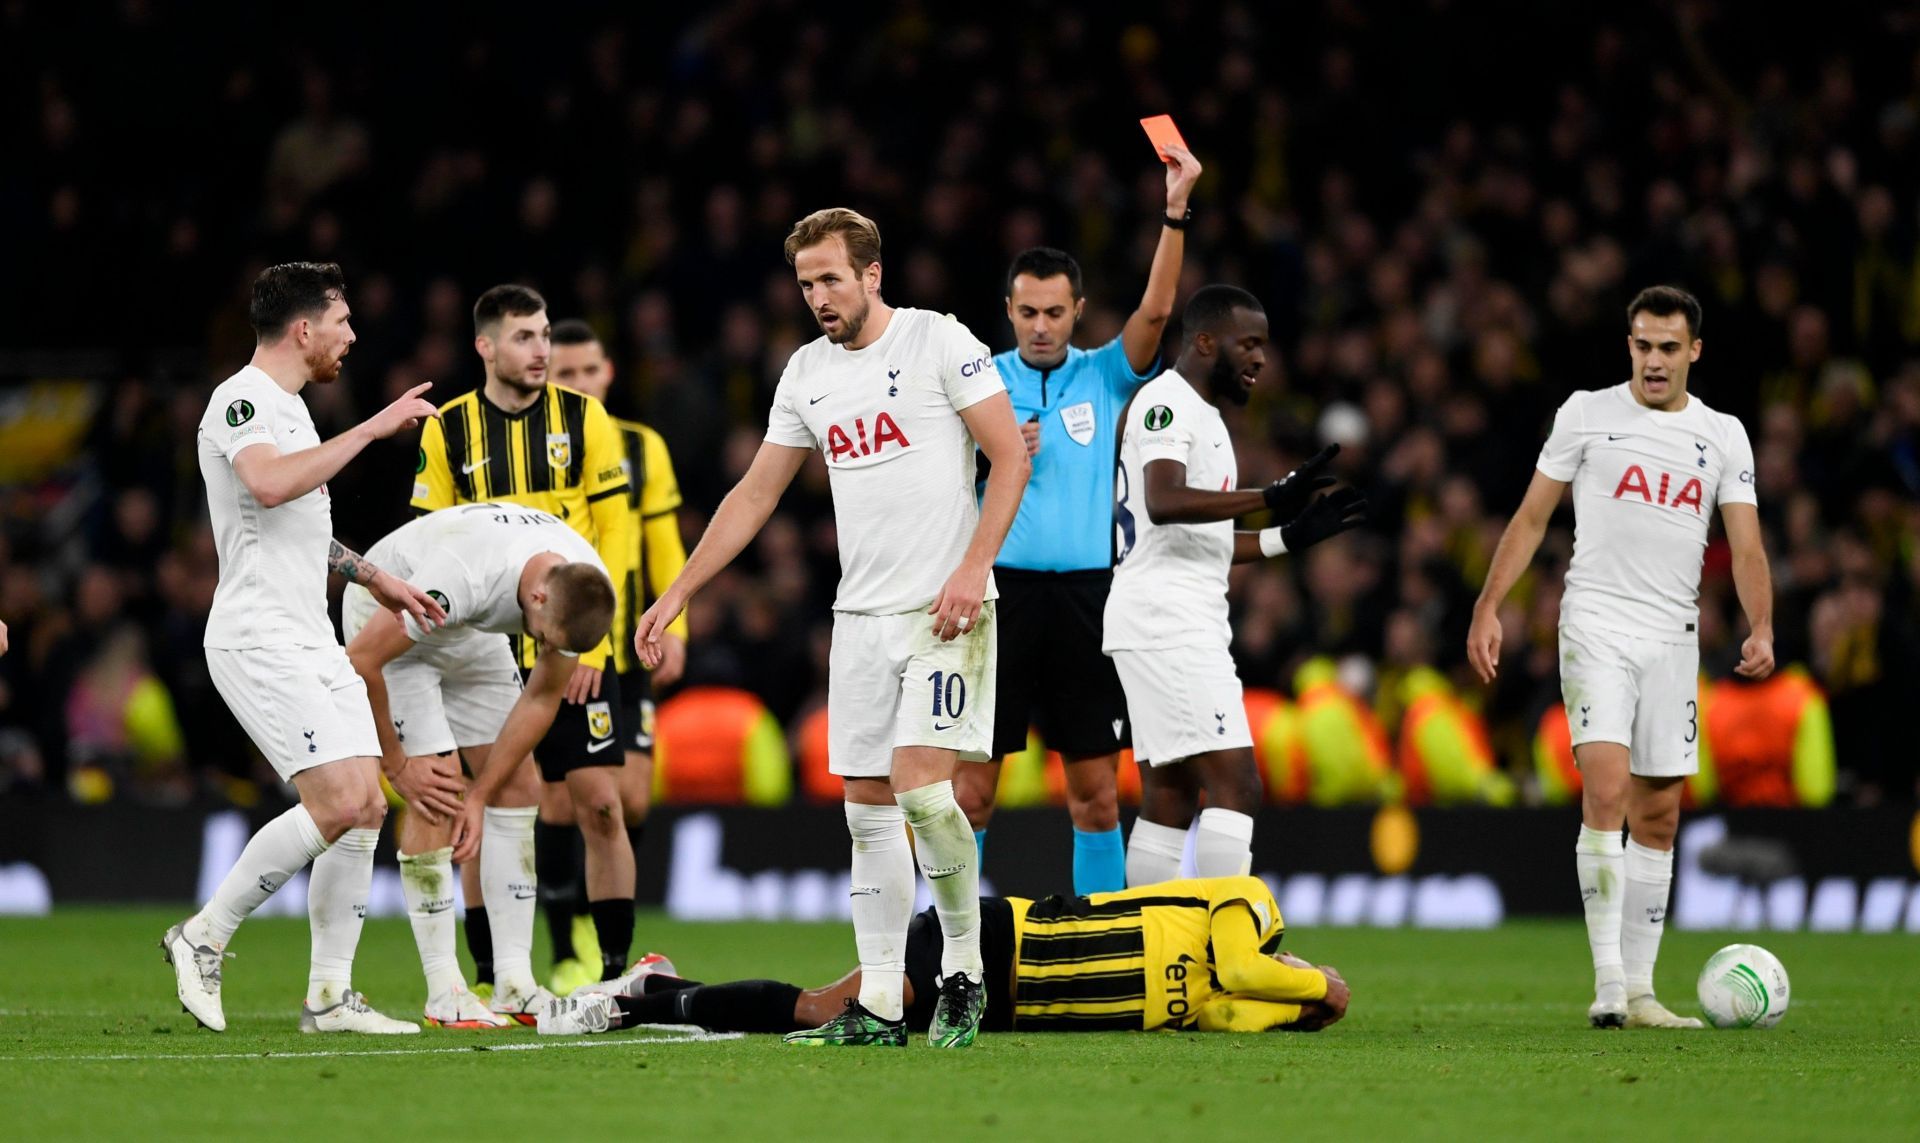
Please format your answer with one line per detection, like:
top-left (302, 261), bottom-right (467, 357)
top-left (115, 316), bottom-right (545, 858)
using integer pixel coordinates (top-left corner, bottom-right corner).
top-left (329, 539), bottom-right (448, 631)
top-left (327, 539), bottom-right (377, 583)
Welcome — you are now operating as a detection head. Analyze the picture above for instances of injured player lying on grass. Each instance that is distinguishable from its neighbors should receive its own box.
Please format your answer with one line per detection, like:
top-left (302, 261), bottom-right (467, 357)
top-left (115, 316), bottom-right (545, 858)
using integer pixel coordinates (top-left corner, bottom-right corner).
top-left (538, 877), bottom-right (1350, 1040)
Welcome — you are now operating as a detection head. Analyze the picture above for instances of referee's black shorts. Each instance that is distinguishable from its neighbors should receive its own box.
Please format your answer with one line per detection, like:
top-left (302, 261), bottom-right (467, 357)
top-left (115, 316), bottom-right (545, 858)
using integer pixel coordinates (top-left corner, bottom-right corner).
top-left (904, 896), bottom-right (1016, 1033)
top-left (989, 567), bottom-right (1130, 759)
top-left (521, 663), bottom-right (627, 783)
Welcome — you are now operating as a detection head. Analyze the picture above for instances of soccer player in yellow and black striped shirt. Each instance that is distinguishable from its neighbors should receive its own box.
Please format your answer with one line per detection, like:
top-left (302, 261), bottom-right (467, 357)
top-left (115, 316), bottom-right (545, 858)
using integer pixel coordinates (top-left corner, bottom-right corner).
top-left (543, 317), bottom-right (691, 990)
top-left (539, 877), bottom-right (1349, 1039)
top-left (412, 284), bottom-right (639, 988)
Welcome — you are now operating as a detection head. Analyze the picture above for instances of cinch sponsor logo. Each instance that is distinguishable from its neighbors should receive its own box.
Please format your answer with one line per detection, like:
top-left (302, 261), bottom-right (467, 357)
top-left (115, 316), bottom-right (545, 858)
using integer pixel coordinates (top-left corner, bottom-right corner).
top-left (1612, 465), bottom-right (1705, 513)
top-left (959, 357), bottom-right (993, 378)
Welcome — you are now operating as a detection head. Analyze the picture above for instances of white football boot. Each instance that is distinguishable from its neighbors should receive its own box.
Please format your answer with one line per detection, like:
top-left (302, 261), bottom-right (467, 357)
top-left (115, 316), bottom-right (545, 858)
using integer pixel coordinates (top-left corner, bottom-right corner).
top-left (573, 952), bottom-right (680, 999)
top-left (161, 921), bottom-right (229, 1032)
top-left (490, 978), bottom-right (559, 1026)
top-left (1626, 994), bottom-right (1706, 1029)
top-left (423, 985), bottom-right (514, 1029)
top-left (537, 992), bottom-right (616, 1036)
top-left (300, 990), bottom-right (420, 1034)
top-left (1588, 980), bottom-right (1627, 1028)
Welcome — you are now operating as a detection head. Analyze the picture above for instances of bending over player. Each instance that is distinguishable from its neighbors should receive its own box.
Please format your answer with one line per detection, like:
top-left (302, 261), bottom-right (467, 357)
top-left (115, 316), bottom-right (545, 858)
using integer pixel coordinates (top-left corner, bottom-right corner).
top-left (342, 502), bottom-right (618, 1026)
top-left (538, 876), bottom-right (1348, 1037)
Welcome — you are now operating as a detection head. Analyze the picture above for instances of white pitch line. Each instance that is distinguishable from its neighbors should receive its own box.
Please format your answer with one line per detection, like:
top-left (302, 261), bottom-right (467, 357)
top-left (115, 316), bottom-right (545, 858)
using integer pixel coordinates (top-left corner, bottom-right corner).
top-left (2, 1026), bottom-right (743, 1062)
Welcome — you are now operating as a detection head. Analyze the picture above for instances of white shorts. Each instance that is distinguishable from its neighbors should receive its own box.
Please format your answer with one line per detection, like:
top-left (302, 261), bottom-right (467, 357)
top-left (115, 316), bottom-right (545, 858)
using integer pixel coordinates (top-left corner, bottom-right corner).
top-left (1558, 622), bottom-right (1701, 778)
top-left (342, 585), bottom-right (522, 757)
top-left (206, 645), bottom-right (381, 782)
top-left (827, 602), bottom-right (998, 778)
top-left (1110, 644), bottom-right (1251, 766)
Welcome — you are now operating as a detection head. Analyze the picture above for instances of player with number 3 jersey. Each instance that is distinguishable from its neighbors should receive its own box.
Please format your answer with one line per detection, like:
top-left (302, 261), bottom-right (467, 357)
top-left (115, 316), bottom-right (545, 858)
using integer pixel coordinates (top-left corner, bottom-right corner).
top-left (1469, 286), bottom-right (1774, 1031)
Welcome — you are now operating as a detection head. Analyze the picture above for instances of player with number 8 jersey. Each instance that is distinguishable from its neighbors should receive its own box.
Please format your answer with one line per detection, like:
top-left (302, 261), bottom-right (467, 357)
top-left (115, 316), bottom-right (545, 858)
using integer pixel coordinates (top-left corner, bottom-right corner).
top-left (633, 208), bottom-right (1030, 1049)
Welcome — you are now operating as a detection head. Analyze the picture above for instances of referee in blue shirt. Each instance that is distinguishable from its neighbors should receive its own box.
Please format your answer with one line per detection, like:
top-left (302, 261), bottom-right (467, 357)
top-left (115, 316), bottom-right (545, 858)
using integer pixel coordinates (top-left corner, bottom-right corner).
top-left (959, 145), bottom-right (1203, 894)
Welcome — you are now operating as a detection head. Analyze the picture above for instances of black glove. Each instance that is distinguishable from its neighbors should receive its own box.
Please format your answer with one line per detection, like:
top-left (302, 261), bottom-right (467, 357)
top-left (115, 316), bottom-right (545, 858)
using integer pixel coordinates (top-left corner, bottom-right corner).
top-left (1262, 444), bottom-right (1341, 520)
top-left (1280, 487), bottom-right (1369, 552)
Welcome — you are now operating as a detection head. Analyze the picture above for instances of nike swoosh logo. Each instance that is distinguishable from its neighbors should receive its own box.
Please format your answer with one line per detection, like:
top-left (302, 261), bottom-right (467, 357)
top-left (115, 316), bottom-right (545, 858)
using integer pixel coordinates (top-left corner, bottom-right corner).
top-left (933, 723), bottom-right (953, 731)
top-left (421, 904), bottom-right (450, 915)
top-left (462, 457), bottom-right (488, 473)
top-left (809, 394), bottom-right (831, 405)
top-left (1608, 435), bottom-right (1628, 441)
top-left (512, 891), bottom-right (536, 900)
top-left (587, 737), bottom-right (617, 753)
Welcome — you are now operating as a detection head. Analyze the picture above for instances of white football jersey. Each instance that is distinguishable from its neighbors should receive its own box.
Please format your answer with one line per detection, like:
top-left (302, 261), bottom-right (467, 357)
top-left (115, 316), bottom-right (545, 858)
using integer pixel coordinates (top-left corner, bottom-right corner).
top-left (1537, 382), bottom-right (1756, 641)
top-left (1104, 371), bottom-right (1238, 652)
top-left (199, 366), bottom-right (337, 650)
top-left (362, 503), bottom-right (608, 643)
top-left (766, 307), bottom-right (1006, 615)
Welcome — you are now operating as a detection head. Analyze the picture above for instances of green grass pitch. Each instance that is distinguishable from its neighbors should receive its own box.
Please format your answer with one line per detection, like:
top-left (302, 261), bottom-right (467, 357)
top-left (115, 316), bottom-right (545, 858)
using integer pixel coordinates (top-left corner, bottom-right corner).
top-left (1, 910), bottom-right (1914, 1141)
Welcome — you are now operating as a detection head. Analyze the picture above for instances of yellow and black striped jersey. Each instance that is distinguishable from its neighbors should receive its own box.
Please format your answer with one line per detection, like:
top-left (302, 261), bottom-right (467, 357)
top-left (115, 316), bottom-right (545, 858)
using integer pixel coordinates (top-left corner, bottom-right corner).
top-left (413, 384), bottom-right (633, 669)
top-left (1008, 876), bottom-right (1293, 1031)
top-left (610, 416), bottom-right (689, 672)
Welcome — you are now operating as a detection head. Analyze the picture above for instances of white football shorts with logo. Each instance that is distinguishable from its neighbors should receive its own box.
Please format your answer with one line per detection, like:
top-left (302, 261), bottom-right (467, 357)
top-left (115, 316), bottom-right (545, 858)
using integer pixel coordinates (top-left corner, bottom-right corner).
top-left (1558, 621), bottom-right (1701, 777)
top-left (1110, 643), bottom-right (1252, 766)
top-left (206, 645), bottom-right (381, 782)
top-left (341, 583), bottom-right (522, 757)
top-left (828, 602), bottom-right (998, 778)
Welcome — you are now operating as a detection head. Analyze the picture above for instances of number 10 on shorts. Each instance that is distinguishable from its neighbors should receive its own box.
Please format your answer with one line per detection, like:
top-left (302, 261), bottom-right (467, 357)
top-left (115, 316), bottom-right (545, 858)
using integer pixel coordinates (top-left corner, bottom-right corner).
top-left (928, 670), bottom-right (967, 724)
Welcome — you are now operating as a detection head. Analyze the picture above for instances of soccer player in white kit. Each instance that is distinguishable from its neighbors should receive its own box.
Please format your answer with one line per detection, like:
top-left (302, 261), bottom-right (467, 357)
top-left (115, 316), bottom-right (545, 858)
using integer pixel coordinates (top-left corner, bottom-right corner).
top-left (634, 208), bottom-right (1030, 1047)
top-left (164, 261), bottom-right (450, 1034)
top-left (341, 503), bottom-right (617, 1027)
top-left (1469, 286), bottom-right (1774, 1029)
top-left (1107, 286), bottom-right (1367, 886)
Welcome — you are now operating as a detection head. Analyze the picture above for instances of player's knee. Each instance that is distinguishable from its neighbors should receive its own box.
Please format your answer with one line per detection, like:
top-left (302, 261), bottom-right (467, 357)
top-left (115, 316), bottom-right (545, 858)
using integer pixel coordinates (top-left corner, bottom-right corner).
top-left (356, 789), bottom-right (389, 830)
top-left (578, 796), bottom-right (622, 837)
top-left (1067, 790), bottom-right (1119, 832)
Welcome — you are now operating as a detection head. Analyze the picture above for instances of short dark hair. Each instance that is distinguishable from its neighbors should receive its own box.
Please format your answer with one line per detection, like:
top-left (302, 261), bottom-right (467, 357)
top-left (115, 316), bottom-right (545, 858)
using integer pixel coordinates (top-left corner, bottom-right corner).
top-left (1006, 247), bottom-right (1084, 298)
top-left (546, 563), bottom-right (616, 654)
top-left (550, 318), bottom-right (600, 348)
top-left (1181, 284), bottom-right (1264, 346)
top-left (249, 262), bottom-right (346, 341)
top-left (1627, 285), bottom-right (1703, 339)
top-left (473, 284), bottom-right (547, 337)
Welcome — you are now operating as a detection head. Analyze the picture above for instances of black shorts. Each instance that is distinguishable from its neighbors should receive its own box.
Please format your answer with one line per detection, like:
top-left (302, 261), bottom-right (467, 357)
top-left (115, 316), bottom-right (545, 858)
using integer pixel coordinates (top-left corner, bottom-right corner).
top-left (522, 664), bottom-right (626, 783)
top-left (616, 668), bottom-right (656, 754)
top-left (990, 567), bottom-right (1131, 759)
top-left (903, 896), bottom-right (1016, 1033)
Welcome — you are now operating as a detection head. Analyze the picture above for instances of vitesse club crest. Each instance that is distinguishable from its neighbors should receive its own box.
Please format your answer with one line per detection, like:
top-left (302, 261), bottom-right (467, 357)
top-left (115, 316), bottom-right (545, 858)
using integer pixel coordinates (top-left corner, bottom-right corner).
top-left (547, 433), bottom-right (572, 469)
top-left (226, 399), bottom-right (255, 427)
top-left (1144, 405), bottom-right (1174, 430)
top-left (587, 700), bottom-right (613, 740)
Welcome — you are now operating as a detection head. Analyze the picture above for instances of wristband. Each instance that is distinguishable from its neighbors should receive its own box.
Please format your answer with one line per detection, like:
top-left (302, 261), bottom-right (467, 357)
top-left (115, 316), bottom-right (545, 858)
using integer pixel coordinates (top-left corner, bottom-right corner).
top-left (1163, 206), bottom-right (1193, 230)
top-left (1259, 527), bottom-right (1288, 557)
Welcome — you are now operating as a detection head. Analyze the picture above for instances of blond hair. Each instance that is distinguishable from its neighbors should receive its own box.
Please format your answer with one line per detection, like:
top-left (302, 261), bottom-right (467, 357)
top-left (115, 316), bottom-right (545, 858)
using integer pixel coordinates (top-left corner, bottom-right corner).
top-left (783, 207), bottom-right (882, 271)
top-left (545, 562), bottom-right (615, 653)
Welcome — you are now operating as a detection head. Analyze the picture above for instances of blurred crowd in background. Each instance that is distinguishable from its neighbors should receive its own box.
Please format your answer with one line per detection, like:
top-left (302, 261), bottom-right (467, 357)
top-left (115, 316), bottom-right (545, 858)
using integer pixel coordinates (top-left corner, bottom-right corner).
top-left (2, 1), bottom-right (1916, 809)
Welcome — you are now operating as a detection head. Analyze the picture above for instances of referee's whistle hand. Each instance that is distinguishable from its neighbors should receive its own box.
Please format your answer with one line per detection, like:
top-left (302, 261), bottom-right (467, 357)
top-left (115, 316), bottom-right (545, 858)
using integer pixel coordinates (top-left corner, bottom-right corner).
top-left (1020, 419), bottom-right (1041, 457)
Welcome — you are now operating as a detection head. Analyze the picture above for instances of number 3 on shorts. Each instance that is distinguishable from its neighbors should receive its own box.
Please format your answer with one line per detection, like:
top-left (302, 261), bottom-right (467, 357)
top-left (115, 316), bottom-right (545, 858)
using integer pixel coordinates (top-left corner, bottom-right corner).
top-left (928, 670), bottom-right (967, 720)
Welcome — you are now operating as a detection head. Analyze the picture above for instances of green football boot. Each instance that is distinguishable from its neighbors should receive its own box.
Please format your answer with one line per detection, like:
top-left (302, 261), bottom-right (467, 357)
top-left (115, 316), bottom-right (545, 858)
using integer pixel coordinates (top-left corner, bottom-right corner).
top-left (928, 972), bottom-right (985, 1048)
top-left (781, 998), bottom-right (907, 1047)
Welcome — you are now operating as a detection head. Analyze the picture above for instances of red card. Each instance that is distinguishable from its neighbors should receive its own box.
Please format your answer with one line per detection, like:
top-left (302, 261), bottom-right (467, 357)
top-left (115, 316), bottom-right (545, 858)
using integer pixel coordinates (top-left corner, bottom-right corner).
top-left (1139, 114), bottom-right (1188, 161)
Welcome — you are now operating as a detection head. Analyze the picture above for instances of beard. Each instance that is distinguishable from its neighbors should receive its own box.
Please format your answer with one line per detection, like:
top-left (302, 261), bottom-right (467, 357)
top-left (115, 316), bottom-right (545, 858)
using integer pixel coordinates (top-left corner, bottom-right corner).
top-left (306, 342), bottom-right (347, 384)
top-left (820, 293), bottom-right (871, 345)
top-left (495, 359), bottom-right (545, 393)
top-left (1207, 352), bottom-right (1251, 407)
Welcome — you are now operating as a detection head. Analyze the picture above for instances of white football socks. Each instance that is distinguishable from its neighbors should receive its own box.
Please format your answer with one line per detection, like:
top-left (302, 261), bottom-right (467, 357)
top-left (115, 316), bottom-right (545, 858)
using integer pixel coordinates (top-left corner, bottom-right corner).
top-left (480, 806), bottom-right (539, 992)
top-left (1575, 825), bottom-right (1626, 993)
top-left (1194, 808), bottom-right (1254, 878)
top-left (845, 801), bottom-right (913, 1022)
top-left (187, 804), bottom-right (329, 949)
top-left (306, 826), bottom-right (377, 1008)
top-left (1126, 819), bottom-right (1186, 887)
top-left (1621, 839), bottom-right (1674, 998)
top-left (399, 846), bottom-right (463, 998)
top-left (897, 780), bottom-right (983, 981)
